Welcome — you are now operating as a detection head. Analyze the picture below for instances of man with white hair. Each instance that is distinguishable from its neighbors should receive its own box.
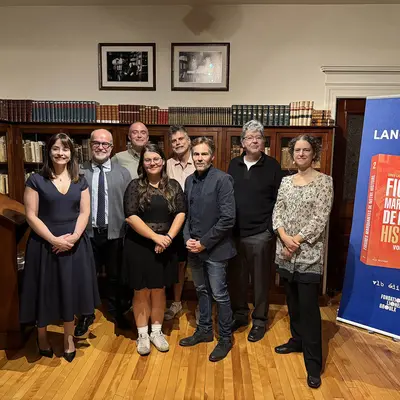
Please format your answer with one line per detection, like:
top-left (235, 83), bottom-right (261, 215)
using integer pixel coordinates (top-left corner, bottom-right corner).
top-left (228, 120), bottom-right (282, 342)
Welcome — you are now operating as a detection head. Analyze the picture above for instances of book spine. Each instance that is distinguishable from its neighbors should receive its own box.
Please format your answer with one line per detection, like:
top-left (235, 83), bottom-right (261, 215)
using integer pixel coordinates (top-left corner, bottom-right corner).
top-left (361, 155), bottom-right (378, 263)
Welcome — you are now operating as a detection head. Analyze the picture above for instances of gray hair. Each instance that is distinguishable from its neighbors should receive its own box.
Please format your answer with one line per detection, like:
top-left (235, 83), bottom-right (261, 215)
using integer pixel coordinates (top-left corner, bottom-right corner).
top-left (90, 129), bottom-right (113, 143)
top-left (241, 120), bottom-right (264, 141)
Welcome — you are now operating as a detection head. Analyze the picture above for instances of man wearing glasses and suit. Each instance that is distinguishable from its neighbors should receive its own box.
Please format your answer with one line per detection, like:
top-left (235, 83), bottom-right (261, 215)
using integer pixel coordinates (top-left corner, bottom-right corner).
top-left (76, 129), bottom-right (132, 335)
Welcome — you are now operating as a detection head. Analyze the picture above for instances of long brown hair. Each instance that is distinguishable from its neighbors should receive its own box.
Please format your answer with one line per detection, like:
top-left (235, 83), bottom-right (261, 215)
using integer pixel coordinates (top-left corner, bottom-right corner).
top-left (41, 133), bottom-right (80, 182)
top-left (137, 143), bottom-right (179, 213)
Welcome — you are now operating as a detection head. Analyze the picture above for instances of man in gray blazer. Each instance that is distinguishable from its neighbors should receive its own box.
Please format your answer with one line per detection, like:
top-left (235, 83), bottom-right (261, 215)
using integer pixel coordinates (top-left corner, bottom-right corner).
top-left (179, 137), bottom-right (236, 362)
top-left (76, 129), bottom-right (132, 336)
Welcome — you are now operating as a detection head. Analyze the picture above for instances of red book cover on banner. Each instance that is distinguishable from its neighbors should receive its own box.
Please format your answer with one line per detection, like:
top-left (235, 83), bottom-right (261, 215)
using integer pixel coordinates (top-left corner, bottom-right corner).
top-left (361, 154), bottom-right (400, 269)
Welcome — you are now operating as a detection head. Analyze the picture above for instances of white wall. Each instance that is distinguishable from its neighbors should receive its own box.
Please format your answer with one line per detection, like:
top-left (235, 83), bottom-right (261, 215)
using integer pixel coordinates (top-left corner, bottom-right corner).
top-left (1, 4), bottom-right (400, 109)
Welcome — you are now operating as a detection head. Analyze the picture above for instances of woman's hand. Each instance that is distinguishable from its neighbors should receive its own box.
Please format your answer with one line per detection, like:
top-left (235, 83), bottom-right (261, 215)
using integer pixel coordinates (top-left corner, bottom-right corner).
top-left (155, 244), bottom-right (164, 254)
top-left (65, 232), bottom-right (80, 245)
top-left (281, 247), bottom-right (294, 260)
top-left (280, 233), bottom-right (300, 253)
top-left (152, 234), bottom-right (172, 249)
top-left (51, 234), bottom-right (74, 254)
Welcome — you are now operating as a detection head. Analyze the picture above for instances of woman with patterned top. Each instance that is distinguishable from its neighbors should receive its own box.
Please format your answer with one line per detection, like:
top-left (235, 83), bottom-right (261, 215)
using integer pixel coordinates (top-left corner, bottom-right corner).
top-left (272, 135), bottom-right (333, 389)
top-left (123, 143), bottom-right (186, 356)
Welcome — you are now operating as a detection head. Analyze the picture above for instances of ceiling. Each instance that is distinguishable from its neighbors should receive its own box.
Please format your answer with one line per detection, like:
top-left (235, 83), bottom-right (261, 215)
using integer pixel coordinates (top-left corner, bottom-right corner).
top-left (1, 0), bottom-right (400, 5)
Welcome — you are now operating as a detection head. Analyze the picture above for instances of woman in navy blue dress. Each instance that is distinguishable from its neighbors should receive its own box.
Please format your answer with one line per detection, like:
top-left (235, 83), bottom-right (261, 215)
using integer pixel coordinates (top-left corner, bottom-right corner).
top-left (20, 133), bottom-right (100, 362)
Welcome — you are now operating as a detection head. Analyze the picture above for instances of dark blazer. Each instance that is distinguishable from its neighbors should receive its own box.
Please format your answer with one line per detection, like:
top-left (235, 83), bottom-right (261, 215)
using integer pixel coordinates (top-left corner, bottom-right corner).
top-left (183, 166), bottom-right (236, 262)
top-left (80, 160), bottom-right (131, 240)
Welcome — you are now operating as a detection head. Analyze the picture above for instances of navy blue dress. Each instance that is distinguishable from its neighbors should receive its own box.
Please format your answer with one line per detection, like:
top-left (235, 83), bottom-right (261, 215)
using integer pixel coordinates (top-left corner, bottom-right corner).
top-left (19, 173), bottom-right (100, 328)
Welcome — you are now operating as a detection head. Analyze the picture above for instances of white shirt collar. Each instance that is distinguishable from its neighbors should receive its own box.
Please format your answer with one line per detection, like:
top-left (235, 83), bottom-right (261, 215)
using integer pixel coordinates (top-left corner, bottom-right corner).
top-left (92, 158), bottom-right (111, 170)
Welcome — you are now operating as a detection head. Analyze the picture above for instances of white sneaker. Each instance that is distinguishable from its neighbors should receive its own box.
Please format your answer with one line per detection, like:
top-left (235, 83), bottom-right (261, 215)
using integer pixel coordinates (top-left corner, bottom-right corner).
top-left (164, 302), bottom-right (183, 321)
top-left (195, 305), bottom-right (200, 325)
top-left (136, 333), bottom-right (151, 356)
top-left (150, 331), bottom-right (169, 352)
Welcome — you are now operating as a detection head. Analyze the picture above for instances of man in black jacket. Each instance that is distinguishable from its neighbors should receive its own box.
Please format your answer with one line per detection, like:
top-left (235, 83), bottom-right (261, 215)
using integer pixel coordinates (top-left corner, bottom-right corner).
top-left (179, 137), bottom-right (236, 362)
top-left (228, 120), bottom-right (282, 342)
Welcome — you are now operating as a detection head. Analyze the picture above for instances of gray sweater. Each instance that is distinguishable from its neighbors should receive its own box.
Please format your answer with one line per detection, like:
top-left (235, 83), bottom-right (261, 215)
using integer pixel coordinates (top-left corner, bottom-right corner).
top-left (80, 160), bottom-right (132, 239)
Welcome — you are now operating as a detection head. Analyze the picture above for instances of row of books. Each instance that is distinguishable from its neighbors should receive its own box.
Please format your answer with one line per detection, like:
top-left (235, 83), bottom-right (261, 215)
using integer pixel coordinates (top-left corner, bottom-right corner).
top-left (0, 99), bottom-right (333, 127)
top-left (118, 105), bottom-right (169, 125)
top-left (0, 136), bottom-right (7, 162)
top-left (168, 107), bottom-right (232, 126)
top-left (232, 105), bottom-right (290, 127)
top-left (0, 173), bottom-right (9, 194)
top-left (311, 109), bottom-right (335, 127)
top-left (289, 101), bottom-right (314, 126)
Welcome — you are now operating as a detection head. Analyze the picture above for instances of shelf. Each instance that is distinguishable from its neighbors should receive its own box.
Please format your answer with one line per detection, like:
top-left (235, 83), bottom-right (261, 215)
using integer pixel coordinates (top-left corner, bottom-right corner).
top-left (0, 162), bottom-right (8, 165)
top-left (24, 162), bottom-right (43, 165)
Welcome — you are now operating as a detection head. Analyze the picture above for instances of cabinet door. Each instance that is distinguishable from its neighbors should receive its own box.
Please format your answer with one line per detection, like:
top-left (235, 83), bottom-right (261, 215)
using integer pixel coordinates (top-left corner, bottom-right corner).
top-left (186, 127), bottom-right (223, 170)
top-left (274, 129), bottom-right (332, 177)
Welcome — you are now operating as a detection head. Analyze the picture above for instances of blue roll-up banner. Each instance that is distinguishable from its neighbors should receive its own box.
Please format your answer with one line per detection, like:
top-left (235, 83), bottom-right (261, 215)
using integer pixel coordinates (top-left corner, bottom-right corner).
top-left (337, 95), bottom-right (400, 340)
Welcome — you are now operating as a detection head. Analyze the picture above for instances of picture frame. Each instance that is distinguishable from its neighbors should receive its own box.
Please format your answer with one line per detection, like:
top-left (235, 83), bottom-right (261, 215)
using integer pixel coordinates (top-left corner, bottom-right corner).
top-left (171, 43), bottom-right (230, 91)
top-left (98, 43), bottom-right (156, 91)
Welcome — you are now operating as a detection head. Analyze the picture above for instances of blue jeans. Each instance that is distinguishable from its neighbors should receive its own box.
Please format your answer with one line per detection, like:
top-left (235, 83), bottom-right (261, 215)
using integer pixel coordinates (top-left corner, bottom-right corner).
top-left (189, 254), bottom-right (232, 340)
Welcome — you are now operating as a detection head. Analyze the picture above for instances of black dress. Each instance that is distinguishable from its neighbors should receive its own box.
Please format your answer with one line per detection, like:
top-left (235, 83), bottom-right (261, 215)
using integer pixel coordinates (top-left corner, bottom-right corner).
top-left (122, 179), bottom-right (186, 290)
top-left (19, 173), bottom-right (100, 328)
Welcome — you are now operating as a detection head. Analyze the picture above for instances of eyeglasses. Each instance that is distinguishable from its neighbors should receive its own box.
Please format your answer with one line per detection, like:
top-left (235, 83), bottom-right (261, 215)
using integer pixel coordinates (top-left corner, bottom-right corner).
top-left (243, 135), bottom-right (263, 142)
top-left (143, 157), bottom-right (163, 165)
top-left (91, 141), bottom-right (113, 149)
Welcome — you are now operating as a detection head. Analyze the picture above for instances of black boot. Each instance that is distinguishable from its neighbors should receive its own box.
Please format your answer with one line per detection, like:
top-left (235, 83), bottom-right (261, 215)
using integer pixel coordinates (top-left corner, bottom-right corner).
top-left (209, 339), bottom-right (232, 362)
top-left (179, 329), bottom-right (213, 347)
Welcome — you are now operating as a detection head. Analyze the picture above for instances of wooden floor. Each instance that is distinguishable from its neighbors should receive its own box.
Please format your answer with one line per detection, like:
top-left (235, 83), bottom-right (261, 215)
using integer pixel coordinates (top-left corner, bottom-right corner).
top-left (0, 302), bottom-right (399, 400)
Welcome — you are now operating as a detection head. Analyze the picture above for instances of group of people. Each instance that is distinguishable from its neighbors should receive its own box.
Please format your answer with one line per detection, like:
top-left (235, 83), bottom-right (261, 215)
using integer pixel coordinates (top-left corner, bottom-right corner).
top-left (19, 119), bottom-right (333, 389)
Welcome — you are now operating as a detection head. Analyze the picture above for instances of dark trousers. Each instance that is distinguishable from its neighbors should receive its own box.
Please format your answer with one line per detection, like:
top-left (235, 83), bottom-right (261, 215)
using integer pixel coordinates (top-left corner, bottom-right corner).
top-left (190, 254), bottom-right (232, 340)
top-left (91, 229), bottom-right (129, 317)
top-left (230, 230), bottom-right (273, 327)
top-left (283, 278), bottom-right (322, 377)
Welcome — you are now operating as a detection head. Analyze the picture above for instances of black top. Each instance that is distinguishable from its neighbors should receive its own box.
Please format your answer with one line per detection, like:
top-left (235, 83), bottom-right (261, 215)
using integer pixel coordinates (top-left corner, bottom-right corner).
top-left (124, 178), bottom-right (186, 225)
top-left (228, 152), bottom-right (282, 237)
top-left (189, 167), bottom-right (211, 239)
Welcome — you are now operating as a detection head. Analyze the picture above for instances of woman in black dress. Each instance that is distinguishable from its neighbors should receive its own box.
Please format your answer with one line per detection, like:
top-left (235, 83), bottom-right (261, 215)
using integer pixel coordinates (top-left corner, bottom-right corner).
top-left (20, 133), bottom-right (100, 362)
top-left (123, 143), bottom-right (186, 356)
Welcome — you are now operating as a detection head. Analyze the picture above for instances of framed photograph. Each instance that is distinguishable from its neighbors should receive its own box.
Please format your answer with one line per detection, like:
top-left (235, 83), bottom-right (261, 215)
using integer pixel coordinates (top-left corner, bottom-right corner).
top-left (171, 43), bottom-right (230, 91)
top-left (98, 43), bottom-right (156, 91)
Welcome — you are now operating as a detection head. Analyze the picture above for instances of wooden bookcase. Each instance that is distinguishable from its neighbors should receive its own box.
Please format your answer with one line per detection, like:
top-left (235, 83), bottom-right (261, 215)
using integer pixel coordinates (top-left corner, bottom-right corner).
top-left (3, 122), bottom-right (335, 303)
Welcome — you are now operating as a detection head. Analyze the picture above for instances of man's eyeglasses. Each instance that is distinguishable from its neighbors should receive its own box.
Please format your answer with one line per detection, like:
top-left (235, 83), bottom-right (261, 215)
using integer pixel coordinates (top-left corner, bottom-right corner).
top-left (91, 141), bottom-right (113, 149)
top-left (243, 136), bottom-right (264, 142)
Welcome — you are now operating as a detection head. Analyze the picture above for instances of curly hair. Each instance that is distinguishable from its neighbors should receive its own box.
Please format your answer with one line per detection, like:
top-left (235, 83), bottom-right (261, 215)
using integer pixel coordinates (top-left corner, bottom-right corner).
top-left (288, 134), bottom-right (322, 162)
top-left (137, 143), bottom-right (179, 213)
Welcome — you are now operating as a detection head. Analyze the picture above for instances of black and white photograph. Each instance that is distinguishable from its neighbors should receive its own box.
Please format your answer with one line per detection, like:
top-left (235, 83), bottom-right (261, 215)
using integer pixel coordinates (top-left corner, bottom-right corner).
top-left (98, 43), bottom-right (156, 91)
top-left (171, 43), bottom-right (230, 91)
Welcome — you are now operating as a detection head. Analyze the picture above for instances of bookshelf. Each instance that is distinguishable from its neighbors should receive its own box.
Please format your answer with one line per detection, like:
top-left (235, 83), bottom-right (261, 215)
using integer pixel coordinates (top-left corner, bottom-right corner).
top-left (4, 122), bottom-right (334, 303)
top-left (0, 124), bottom-right (9, 196)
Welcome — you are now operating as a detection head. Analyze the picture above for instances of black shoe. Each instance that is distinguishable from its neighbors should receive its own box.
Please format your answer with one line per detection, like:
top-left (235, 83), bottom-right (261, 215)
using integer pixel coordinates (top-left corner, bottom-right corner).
top-left (231, 319), bottom-right (248, 332)
top-left (307, 375), bottom-right (321, 389)
top-left (179, 329), bottom-right (214, 347)
top-left (63, 350), bottom-right (76, 363)
top-left (274, 339), bottom-right (302, 354)
top-left (37, 338), bottom-right (53, 358)
top-left (209, 339), bottom-right (232, 362)
top-left (247, 325), bottom-right (266, 342)
top-left (74, 314), bottom-right (95, 337)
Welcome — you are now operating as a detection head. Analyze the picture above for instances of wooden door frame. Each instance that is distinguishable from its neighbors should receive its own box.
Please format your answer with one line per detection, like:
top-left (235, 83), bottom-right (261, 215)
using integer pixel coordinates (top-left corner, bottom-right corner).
top-left (327, 98), bottom-right (366, 294)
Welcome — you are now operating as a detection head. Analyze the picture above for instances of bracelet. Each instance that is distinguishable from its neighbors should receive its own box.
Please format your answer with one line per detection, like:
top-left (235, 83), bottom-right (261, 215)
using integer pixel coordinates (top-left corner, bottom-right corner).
top-left (166, 233), bottom-right (173, 241)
